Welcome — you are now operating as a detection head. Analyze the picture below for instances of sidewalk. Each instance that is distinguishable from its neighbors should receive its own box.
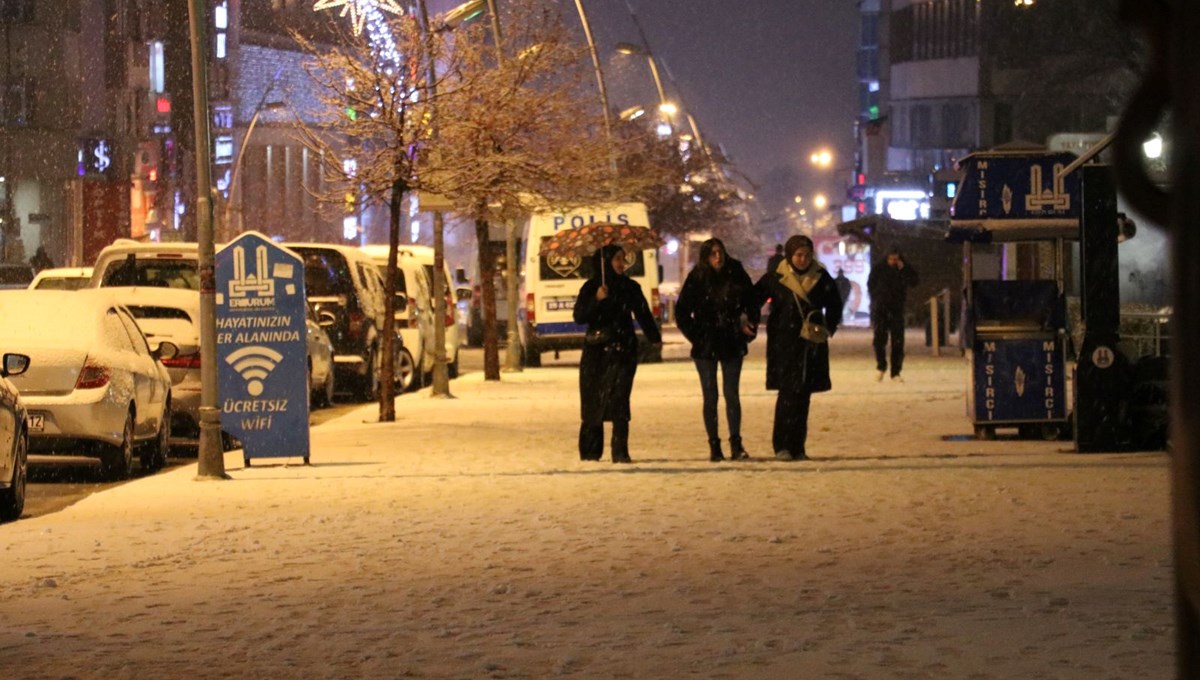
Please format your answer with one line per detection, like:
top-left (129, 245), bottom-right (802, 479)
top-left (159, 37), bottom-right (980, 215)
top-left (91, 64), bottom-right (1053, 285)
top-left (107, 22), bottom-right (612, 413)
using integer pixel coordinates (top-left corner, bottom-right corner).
top-left (0, 328), bottom-right (1171, 679)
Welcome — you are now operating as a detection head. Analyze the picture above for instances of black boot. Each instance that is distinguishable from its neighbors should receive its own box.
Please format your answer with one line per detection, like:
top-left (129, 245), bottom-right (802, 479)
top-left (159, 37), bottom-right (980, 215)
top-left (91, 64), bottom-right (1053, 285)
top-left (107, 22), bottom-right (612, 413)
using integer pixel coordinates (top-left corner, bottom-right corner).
top-left (709, 439), bottom-right (725, 462)
top-left (730, 437), bottom-right (750, 461)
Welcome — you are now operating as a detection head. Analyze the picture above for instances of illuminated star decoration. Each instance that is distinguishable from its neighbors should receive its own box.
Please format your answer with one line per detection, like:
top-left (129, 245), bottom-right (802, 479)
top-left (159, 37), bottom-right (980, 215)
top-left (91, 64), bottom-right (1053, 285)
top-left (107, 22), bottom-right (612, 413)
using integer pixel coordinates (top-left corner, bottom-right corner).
top-left (312, 0), bottom-right (404, 37)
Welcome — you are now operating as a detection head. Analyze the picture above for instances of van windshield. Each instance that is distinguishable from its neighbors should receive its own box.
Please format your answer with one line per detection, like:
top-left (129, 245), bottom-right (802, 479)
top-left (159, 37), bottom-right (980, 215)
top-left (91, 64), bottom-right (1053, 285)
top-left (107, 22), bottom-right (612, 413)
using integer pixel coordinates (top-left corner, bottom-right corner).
top-left (100, 258), bottom-right (200, 289)
top-left (296, 250), bottom-right (353, 297)
top-left (537, 239), bottom-right (646, 280)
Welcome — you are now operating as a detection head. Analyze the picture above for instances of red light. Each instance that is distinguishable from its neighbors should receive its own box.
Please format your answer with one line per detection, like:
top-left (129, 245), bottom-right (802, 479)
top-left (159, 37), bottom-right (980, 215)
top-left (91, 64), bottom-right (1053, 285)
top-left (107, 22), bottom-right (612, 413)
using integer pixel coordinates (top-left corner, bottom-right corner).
top-left (156, 97), bottom-right (171, 114)
top-left (162, 353), bottom-right (201, 369)
top-left (857, 173), bottom-right (866, 185)
top-left (75, 361), bottom-right (110, 389)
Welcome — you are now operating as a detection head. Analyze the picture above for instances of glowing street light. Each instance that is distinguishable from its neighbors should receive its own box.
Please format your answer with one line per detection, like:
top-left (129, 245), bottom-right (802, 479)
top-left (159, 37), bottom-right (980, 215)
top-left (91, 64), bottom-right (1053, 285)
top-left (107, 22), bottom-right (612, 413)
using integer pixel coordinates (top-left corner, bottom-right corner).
top-left (810, 149), bottom-right (833, 168)
top-left (813, 193), bottom-right (828, 210)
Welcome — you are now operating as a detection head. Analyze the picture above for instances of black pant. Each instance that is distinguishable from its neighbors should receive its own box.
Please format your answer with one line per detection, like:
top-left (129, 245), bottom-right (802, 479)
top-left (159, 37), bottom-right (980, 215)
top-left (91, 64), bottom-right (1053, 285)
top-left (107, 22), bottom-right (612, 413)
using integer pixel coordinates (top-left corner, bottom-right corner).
top-left (873, 315), bottom-right (906, 376)
top-left (579, 420), bottom-right (629, 461)
top-left (772, 389), bottom-right (812, 456)
top-left (693, 355), bottom-right (744, 444)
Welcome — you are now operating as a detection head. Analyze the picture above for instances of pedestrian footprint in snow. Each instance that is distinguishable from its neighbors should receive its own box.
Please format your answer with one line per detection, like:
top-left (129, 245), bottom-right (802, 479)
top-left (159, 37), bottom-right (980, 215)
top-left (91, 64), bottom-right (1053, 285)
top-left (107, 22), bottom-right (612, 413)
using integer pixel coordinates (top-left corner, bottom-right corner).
top-left (753, 235), bottom-right (842, 461)
top-left (675, 238), bottom-right (760, 461)
top-left (573, 244), bottom-right (662, 463)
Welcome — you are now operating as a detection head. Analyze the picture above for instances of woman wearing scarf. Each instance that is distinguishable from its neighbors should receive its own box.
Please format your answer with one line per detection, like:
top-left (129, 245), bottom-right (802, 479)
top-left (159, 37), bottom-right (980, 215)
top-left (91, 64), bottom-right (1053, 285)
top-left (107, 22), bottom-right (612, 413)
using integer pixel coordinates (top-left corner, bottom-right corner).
top-left (675, 238), bottom-right (760, 461)
top-left (572, 244), bottom-right (662, 463)
top-left (754, 234), bottom-right (842, 460)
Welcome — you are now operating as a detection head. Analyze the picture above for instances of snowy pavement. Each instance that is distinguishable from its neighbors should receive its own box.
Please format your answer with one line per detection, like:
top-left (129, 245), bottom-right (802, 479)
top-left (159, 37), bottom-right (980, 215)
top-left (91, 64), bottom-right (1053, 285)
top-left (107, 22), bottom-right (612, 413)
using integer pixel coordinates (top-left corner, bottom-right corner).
top-left (0, 328), bottom-right (1172, 679)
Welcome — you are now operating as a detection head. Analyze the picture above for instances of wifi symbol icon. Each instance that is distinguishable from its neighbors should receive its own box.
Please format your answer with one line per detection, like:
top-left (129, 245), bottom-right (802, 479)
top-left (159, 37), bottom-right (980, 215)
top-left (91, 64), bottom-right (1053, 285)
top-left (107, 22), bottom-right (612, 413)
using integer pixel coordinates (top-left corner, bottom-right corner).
top-left (226, 345), bottom-right (284, 397)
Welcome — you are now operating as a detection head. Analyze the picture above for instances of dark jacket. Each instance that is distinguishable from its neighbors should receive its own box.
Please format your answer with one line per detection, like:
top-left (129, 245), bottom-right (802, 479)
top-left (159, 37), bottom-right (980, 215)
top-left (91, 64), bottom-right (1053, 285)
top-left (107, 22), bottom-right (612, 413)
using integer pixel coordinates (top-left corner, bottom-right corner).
top-left (675, 243), bottom-right (759, 361)
top-left (755, 259), bottom-right (843, 394)
top-left (867, 258), bottom-right (919, 323)
top-left (573, 247), bottom-right (661, 424)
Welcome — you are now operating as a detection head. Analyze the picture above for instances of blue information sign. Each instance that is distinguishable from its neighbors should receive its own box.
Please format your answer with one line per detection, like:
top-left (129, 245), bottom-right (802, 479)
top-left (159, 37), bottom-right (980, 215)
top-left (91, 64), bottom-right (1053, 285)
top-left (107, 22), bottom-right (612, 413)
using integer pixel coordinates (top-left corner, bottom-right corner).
top-left (952, 152), bottom-right (1081, 221)
top-left (215, 232), bottom-right (310, 464)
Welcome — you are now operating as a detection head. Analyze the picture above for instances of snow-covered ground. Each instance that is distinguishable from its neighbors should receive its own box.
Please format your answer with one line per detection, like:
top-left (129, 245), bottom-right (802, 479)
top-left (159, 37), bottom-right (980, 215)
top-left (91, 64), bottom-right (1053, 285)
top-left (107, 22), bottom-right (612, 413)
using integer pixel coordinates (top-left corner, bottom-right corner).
top-left (0, 328), bottom-right (1171, 678)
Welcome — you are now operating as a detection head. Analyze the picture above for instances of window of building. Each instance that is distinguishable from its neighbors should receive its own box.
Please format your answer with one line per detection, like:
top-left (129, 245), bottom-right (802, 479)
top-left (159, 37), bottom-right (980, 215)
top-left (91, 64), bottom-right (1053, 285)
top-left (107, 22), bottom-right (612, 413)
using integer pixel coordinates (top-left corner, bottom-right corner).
top-left (911, 105), bottom-right (932, 148)
top-left (149, 41), bottom-right (165, 93)
top-left (993, 102), bottom-right (1014, 145)
top-left (0, 0), bottom-right (33, 23)
top-left (941, 103), bottom-right (969, 147)
top-left (892, 0), bottom-right (979, 64)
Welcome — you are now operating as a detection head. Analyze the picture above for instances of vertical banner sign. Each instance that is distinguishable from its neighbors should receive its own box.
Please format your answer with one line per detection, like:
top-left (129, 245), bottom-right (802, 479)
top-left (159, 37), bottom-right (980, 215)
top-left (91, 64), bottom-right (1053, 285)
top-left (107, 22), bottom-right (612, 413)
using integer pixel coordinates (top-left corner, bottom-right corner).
top-left (215, 232), bottom-right (310, 464)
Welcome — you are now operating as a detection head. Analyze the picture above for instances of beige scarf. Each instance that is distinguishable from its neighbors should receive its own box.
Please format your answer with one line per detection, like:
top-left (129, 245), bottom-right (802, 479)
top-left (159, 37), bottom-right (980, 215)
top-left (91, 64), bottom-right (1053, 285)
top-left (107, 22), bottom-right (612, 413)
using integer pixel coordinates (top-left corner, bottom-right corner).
top-left (775, 259), bottom-right (825, 304)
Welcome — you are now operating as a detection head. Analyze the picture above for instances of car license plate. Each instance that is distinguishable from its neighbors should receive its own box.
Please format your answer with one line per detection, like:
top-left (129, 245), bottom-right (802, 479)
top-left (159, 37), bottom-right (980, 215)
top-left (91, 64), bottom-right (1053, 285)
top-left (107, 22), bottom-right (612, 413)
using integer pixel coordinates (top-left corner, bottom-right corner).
top-left (545, 297), bottom-right (575, 312)
top-left (28, 414), bottom-right (44, 432)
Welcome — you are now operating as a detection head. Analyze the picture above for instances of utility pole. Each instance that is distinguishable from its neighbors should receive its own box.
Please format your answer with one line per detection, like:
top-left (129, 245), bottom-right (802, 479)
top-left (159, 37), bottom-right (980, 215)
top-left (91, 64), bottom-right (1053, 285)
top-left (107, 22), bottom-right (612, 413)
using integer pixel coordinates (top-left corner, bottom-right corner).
top-left (189, 0), bottom-right (227, 479)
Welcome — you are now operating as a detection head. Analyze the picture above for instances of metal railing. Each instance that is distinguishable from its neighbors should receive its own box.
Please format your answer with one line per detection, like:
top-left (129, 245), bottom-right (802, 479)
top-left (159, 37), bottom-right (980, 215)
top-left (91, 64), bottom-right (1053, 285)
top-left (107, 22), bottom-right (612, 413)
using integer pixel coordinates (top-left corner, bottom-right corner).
top-left (1119, 309), bottom-right (1172, 359)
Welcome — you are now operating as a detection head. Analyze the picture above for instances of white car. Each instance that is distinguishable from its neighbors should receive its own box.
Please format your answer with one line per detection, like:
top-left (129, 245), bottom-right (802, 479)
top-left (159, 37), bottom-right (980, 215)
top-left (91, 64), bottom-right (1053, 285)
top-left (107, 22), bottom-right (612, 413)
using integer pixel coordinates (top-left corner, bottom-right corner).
top-left (0, 290), bottom-right (175, 480)
top-left (29, 266), bottom-right (94, 291)
top-left (306, 304), bottom-right (336, 407)
top-left (0, 352), bottom-right (30, 523)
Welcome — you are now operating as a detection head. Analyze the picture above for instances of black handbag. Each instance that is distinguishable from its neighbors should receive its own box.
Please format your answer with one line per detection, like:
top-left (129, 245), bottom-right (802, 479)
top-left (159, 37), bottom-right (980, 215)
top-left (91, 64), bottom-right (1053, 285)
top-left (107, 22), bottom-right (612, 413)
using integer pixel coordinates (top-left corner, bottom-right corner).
top-left (584, 326), bottom-right (615, 346)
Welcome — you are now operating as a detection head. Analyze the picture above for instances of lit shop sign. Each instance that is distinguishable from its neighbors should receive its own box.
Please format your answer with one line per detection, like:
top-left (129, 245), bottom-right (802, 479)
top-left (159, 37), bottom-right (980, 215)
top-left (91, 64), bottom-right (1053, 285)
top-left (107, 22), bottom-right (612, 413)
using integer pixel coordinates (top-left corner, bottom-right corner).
top-left (875, 189), bottom-right (930, 221)
top-left (214, 135), bottom-right (234, 165)
top-left (77, 138), bottom-right (113, 176)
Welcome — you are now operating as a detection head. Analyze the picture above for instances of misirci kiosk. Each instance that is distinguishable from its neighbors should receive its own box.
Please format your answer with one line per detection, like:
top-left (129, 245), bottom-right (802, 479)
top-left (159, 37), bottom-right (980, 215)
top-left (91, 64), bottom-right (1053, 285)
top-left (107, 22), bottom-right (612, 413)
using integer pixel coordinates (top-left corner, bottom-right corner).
top-left (950, 147), bottom-right (1139, 450)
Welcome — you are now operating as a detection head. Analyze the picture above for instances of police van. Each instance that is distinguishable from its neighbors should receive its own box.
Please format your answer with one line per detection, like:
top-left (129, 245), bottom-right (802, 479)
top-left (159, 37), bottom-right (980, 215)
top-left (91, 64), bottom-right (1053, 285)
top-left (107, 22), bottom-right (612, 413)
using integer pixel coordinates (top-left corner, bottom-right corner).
top-left (519, 202), bottom-right (662, 366)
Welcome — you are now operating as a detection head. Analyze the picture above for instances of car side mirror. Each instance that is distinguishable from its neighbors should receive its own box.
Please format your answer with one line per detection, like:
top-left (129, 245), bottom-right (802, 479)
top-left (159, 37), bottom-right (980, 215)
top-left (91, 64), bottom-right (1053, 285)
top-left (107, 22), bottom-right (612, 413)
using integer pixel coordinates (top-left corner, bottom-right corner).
top-left (1, 353), bottom-right (29, 377)
top-left (318, 310), bottom-right (337, 327)
top-left (153, 341), bottom-right (180, 361)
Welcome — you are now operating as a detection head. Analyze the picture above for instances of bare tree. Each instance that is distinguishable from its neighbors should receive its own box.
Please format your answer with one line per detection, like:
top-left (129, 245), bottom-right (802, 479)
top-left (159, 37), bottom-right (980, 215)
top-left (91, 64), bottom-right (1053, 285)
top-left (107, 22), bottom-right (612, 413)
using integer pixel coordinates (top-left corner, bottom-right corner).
top-left (423, 0), bottom-right (624, 381)
top-left (292, 18), bottom-right (455, 421)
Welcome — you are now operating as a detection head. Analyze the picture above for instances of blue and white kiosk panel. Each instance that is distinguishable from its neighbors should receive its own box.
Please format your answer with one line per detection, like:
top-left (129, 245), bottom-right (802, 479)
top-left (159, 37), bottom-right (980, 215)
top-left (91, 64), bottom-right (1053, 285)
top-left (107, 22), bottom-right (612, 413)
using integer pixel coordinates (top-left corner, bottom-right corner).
top-left (216, 232), bottom-right (310, 463)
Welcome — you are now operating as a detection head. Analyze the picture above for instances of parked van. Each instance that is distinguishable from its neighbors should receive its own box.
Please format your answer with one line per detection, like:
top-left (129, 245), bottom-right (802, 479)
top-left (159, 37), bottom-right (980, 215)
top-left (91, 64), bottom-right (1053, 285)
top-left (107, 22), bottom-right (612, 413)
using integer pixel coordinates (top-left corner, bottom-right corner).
top-left (519, 203), bottom-right (662, 366)
top-left (362, 245), bottom-right (460, 386)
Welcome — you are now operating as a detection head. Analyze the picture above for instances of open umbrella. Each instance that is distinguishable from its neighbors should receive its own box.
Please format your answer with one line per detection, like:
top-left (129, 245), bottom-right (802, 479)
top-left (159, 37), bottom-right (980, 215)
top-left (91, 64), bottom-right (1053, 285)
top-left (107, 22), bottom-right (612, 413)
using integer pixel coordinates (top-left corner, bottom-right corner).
top-left (537, 222), bottom-right (663, 286)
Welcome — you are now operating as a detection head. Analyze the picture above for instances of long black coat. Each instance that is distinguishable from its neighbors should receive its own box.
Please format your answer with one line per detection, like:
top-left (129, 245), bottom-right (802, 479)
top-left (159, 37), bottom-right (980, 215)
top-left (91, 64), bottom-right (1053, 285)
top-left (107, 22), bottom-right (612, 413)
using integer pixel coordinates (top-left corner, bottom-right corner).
top-left (573, 271), bottom-right (661, 425)
top-left (675, 258), bottom-right (759, 361)
top-left (867, 259), bottom-right (919, 325)
top-left (755, 260), bottom-right (843, 394)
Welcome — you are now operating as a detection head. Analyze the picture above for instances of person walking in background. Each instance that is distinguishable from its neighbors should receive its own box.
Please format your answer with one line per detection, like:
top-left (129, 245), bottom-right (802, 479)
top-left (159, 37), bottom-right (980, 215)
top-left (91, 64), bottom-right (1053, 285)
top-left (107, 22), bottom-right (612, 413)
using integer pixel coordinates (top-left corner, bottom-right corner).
top-left (573, 244), bottom-right (663, 463)
top-left (765, 243), bottom-right (785, 276)
top-left (675, 238), bottom-right (759, 462)
top-left (834, 268), bottom-right (852, 315)
top-left (754, 235), bottom-right (842, 461)
top-left (867, 246), bottom-right (919, 382)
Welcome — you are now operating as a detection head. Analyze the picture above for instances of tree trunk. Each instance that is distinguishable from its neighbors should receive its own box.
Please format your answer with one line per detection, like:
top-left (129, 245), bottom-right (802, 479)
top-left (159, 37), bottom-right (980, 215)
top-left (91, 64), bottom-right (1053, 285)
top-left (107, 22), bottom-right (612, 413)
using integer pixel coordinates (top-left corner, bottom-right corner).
top-left (503, 218), bottom-right (523, 372)
top-left (431, 210), bottom-right (452, 396)
top-left (476, 217), bottom-right (501, 380)
top-left (378, 181), bottom-right (402, 422)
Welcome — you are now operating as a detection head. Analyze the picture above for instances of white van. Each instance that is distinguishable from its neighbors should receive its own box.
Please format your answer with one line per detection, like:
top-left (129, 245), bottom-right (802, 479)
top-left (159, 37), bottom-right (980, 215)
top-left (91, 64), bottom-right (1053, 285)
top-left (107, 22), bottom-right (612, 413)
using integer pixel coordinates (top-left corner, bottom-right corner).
top-left (362, 245), bottom-right (460, 383)
top-left (519, 203), bottom-right (662, 367)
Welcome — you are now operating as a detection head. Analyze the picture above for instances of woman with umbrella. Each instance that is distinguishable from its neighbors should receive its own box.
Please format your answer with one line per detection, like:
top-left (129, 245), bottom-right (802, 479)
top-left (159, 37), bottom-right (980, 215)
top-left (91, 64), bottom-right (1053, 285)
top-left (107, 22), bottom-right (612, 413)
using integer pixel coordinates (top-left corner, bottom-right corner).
top-left (572, 244), bottom-right (662, 463)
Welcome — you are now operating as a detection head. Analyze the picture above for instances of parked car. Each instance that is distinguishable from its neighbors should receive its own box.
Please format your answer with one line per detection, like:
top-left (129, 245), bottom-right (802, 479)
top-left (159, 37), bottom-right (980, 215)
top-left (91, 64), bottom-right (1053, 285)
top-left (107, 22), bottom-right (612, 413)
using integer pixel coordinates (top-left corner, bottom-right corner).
top-left (284, 243), bottom-right (396, 401)
top-left (392, 245), bottom-right (461, 377)
top-left (88, 241), bottom-right (204, 448)
top-left (0, 352), bottom-right (30, 523)
top-left (29, 266), bottom-right (93, 291)
top-left (306, 303), bottom-right (336, 407)
top-left (362, 245), bottom-right (430, 392)
top-left (0, 290), bottom-right (175, 479)
top-left (0, 263), bottom-right (35, 290)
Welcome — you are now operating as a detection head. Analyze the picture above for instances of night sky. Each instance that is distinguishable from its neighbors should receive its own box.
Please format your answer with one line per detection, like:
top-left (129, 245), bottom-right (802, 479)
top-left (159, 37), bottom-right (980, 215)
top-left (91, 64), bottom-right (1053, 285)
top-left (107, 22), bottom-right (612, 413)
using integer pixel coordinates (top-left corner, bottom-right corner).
top-left (581, 1), bottom-right (861, 219)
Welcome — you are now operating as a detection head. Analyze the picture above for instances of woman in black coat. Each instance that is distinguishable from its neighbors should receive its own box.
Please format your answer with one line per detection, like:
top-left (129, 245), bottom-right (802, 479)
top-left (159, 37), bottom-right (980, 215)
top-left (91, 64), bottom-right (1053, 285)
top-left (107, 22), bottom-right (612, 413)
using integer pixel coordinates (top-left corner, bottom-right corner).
top-left (675, 238), bottom-right (760, 461)
top-left (573, 244), bottom-right (662, 463)
top-left (754, 234), bottom-right (842, 461)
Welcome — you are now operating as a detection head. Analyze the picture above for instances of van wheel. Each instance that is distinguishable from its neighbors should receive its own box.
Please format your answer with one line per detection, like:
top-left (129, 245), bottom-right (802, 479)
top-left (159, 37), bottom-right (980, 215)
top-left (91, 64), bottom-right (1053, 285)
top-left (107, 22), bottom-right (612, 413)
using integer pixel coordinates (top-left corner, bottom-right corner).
top-left (396, 347), bottom-right (416, 392)
top-left (356, 349), bottom-right (380, 402)
top-left (522, 343), bottom-right (541, 368)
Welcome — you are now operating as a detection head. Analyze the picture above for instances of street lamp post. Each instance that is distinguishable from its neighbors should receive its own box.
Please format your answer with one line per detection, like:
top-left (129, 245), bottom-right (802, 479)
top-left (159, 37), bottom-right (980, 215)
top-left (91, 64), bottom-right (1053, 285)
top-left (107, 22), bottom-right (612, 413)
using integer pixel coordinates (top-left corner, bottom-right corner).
top-left (188, 0), bottom-right (226, 479)
top-left (223, 101), bottom-right (285, 242)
